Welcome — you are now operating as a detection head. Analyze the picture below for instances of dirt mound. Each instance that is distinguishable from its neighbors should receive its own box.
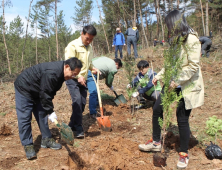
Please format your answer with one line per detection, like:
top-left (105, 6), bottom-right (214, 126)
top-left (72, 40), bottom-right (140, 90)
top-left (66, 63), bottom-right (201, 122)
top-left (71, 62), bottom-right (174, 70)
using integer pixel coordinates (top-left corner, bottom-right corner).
top-left (0, 124), bottom-right (12, 136)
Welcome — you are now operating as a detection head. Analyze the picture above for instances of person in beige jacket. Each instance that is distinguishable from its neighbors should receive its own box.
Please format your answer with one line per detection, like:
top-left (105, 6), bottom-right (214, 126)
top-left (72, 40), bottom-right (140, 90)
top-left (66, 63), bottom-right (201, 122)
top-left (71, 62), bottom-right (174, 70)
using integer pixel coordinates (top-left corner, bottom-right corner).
top-left (65, 25), bottom-right (98, 138)
top-left (138, 10), bottom-right (204, 169)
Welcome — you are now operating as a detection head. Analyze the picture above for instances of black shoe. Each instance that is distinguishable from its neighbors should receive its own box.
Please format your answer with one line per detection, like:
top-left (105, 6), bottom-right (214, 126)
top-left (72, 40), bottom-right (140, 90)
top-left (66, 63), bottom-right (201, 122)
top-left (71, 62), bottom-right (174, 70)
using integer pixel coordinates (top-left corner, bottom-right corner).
top-left (90, 114), bottom-right (97, 120)
top-left (24, 145), bottom-right (37, 160)
top-left (41, 138), bottom-right (62, 150)
top-left (74, 131), bottom-right (84, 138)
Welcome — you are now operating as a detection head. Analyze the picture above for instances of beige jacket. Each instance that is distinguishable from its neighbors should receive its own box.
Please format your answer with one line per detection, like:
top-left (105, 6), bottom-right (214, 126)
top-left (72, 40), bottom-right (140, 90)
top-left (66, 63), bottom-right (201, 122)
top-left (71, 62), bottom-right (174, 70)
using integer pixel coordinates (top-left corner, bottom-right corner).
top-left (65, 36), bottom-right (93, 80)
top-left (155, 33), bottom-right (204, 110)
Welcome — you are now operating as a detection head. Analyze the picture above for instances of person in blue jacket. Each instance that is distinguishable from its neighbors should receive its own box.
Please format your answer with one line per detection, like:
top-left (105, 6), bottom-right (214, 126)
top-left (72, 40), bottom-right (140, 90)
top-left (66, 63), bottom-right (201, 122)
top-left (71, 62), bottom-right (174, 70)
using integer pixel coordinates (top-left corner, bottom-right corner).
top-left (112, 27), bottom-right (125, 59)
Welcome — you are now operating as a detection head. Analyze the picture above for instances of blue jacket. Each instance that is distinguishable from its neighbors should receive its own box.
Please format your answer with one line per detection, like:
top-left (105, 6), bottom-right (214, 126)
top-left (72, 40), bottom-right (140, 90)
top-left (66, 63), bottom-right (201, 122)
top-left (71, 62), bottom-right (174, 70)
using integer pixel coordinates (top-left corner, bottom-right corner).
top-left (113, 33), bottom-right (125, 46)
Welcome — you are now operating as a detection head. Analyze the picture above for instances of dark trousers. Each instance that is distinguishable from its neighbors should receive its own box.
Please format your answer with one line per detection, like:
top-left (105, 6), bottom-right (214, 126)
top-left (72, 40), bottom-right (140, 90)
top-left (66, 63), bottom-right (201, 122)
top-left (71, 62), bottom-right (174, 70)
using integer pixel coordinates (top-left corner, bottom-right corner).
top-left (15, 88), bottom-right (51, 146)
top-left (127, 36), bottom-right (138, 58)
top-left (115, 45), bottom-right (123, 59)
top-left (152, 87), bottom-right (191, 153)
top-left (65, 79), bottom-right (87, 132)
top-left (201, 42), bottom-right (212, 58)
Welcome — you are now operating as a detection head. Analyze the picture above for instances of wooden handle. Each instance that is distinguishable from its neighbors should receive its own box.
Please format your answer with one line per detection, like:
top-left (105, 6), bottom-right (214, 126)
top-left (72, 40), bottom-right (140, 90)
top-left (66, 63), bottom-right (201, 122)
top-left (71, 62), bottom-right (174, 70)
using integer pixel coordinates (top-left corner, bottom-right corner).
top-left (91, 71), bottom-right (104, 117)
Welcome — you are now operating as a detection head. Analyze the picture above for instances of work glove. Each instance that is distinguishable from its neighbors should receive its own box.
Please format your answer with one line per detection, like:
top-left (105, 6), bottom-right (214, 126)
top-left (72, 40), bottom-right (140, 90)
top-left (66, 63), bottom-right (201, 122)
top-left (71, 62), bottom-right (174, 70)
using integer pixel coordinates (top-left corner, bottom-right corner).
top-left (110, 86), bottom-right (114, 91)
top-left (132, 92), bottom-right (139, 98)
top-left (48, 112), bottom-right (57, 123)
top-left (112, 45), bottom-right (114, 47)
top-left (126, 84), bottom-right (132, 89)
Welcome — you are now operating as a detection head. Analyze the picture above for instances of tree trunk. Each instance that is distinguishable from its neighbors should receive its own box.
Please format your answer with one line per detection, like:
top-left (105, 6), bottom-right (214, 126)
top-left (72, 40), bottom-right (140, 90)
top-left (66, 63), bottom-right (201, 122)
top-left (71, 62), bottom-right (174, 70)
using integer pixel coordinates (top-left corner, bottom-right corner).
top-left (2, 0), bottom-right (11, 75)
top-left (145, 7), bottom-right (149, 43)
top-left (96, 0), bottom-right (110, 53)
top-left (138, 0), bottom-right (148, 48)
top-left (21, 0), bottom-right (33, 70)
top-left (200, 0), bottom-right (205, 35)
top-left (205, 0), bottom-right (209, 36)
top-left (154, 0), bottom-right (159, 39)
top-left (35, 20), bottom-right (38, 64)
top-left (133, 0), bottom-right (136, 25)
top-left (55, 0), bottom-right (59, 60)
top-left (157, 0), bottom-right (164, 41)
top-left (177, 0), bottom-right (179, 9)
top-left (116, 0), bottom-right (121, 28)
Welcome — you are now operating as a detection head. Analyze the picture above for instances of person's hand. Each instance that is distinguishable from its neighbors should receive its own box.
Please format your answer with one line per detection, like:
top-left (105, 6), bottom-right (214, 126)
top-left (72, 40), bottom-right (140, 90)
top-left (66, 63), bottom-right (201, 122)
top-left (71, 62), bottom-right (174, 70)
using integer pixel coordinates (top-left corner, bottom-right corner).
top-left (110, 86), bottom-right (114, 91)
top-left (48, 112), bottom-right (57, 123)
top-left (152, 77), bottom-right (158, 86)
top-left (112, 45), bottom-right (114, 47)
top-left (169, 81), bottom-right (177, 91)
top-left (91, 67), bottom-right (101, 75)
top-left (78, 76), bottom-right (86, 86)
top-left (124, 44), bottom-right (126, 46)
top-left (126, 84), bottom-right (132, 89)
top-left (132, 92), bottom-right (139, 98)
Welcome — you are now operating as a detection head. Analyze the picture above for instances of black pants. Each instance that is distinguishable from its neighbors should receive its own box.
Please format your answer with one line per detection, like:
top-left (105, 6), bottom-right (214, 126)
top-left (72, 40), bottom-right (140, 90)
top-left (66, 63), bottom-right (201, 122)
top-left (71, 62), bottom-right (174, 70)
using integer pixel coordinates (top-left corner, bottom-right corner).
top-left (152, 87), bottom-right (191, 153)
top-left (66, 79), bottom-right (87, 132)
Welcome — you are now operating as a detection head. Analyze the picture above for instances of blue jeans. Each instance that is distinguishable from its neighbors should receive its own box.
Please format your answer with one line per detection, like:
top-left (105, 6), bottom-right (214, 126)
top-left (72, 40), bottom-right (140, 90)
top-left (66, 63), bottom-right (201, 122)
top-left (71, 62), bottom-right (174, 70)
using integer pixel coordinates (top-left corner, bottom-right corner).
top-left (115, 45), bottom-right (123, 59)
top-left (15, 88), bottom-right (52, 146)
top-left (65, 79), bottom-right (87, 132)
top-left (87, 71), bottom-right (98, 115)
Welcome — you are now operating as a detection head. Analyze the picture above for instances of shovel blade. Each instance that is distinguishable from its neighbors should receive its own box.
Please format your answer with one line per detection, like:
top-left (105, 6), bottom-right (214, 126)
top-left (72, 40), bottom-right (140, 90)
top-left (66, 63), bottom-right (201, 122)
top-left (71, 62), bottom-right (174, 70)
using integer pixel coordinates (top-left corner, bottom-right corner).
top-left (96, 116), bottom-right (112, 132)
top-left (114, 94), bottom-right (127, 106)
top-left (60, 122), bottom-right (74, 145)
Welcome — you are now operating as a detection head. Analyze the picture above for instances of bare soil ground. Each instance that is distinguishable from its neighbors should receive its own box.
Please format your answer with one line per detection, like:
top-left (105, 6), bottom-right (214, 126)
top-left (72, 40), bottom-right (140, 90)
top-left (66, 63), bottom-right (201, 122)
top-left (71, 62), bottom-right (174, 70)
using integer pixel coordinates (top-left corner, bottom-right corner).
top-left (0, 46), bottom-right (222, 170)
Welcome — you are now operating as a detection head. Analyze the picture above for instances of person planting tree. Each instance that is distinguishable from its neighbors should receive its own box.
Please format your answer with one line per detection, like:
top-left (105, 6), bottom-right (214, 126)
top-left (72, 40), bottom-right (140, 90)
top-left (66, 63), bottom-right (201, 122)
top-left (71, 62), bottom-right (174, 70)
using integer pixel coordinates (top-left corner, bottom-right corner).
top-left (14, 57), bottom-right (82, 160)
top-left (127, 60), bottom-right (162, 109)
top-left (87, 57), bottom-right (122, 119)
top-left (138, 10), bottom-right (204, 169)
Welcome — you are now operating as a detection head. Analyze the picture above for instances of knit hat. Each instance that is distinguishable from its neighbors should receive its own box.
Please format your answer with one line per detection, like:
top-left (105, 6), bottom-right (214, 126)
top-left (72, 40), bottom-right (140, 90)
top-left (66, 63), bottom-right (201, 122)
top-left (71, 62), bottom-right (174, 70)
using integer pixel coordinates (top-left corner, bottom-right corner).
top-left (116, 28), bottom-right (120, 31)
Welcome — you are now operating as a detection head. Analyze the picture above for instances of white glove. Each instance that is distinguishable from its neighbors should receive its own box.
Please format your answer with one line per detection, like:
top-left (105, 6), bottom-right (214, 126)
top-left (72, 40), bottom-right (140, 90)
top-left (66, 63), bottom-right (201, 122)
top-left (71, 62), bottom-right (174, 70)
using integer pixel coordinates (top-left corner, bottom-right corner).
top-left (132, 92), bottom-right (139, 98)
top-left (127, 84), bottom-right (132, 89)
top-left (48, 112), bottom-right (57, 123)
top-left (110, 86), bottom-right (114, 91)
top-left (112, 45), bottom-right (114, 47)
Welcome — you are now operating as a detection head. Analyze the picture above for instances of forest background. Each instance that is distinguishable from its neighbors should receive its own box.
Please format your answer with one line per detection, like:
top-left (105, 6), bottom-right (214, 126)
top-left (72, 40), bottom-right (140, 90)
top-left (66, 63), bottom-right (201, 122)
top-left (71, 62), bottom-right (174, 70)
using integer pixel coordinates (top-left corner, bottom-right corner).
top-left (0, 0), bottom-right (221, 77)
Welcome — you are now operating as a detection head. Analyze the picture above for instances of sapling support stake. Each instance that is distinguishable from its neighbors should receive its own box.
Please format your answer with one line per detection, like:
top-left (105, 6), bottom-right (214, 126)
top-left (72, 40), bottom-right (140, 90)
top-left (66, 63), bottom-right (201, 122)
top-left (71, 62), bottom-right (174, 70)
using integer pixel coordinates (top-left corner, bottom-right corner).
top-left (151, 61), bottom-right (157, 99)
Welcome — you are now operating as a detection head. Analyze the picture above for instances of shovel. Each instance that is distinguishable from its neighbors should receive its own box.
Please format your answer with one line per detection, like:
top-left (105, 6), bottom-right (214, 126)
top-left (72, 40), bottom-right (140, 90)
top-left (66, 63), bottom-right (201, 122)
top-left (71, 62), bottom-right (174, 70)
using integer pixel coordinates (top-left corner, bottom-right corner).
top-left (113, 90), bottom-right (127, 106)
top-left (91, 71), bottom-right (112, 132)
top-left (54, 119), bottom-right (74, 145)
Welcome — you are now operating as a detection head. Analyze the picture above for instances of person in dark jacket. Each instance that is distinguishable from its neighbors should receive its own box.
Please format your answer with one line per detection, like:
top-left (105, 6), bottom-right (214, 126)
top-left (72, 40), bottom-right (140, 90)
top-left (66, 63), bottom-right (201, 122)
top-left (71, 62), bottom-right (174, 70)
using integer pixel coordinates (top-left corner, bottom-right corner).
top-left (14, 57), bottom-right (82, 160)
top-left (112, 28), bottom-right (125, 59)
top-left (153, 39), bottom-right (159, 47)
top-left (127, 60), bottom-right (162, 109)
top-left (199, 36), bottom-right (212, 58)
top-left (125, 23), bottom-right (139, 58)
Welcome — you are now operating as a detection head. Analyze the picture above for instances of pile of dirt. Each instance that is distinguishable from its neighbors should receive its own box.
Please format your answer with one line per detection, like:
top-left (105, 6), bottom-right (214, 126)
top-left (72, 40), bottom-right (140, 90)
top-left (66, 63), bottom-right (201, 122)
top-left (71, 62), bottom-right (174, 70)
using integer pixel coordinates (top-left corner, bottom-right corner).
top-left (0, 124), bottom-right (12, 136)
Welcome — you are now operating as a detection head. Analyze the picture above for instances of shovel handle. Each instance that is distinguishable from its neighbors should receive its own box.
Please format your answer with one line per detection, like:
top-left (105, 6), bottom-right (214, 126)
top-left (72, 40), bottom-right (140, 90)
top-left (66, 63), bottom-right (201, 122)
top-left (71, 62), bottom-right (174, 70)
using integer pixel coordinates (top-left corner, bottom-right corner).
top-left (113, 90), bottom-right (118, 98)
top-left (91, 71), bottom-right (104, 117)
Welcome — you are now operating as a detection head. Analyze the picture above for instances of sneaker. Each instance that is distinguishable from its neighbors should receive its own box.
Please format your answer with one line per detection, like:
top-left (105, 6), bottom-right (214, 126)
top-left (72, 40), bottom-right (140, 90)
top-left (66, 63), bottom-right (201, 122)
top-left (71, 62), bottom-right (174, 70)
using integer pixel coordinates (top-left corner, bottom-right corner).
top-left (177, 152), bottom-right (189, 169)
top-left (135, 103), bottom-right (147, 109)
top-left (138, 138), bottom-right (161, 152)
top-left (90, 114), bottom-right (97, 120)
top-left (24, 145), bottom-right (37, 160)
top-left (41, 138), bottom-right (62, 150)
top-left (74, 131), bottom-right (84, 138)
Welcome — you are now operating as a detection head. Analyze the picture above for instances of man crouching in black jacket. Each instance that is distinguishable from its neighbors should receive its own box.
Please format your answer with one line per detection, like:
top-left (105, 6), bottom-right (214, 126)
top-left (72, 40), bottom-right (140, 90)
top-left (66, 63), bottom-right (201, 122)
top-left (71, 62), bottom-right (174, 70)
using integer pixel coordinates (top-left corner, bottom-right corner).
top-left (14, 57), bottom-right (82, 160)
